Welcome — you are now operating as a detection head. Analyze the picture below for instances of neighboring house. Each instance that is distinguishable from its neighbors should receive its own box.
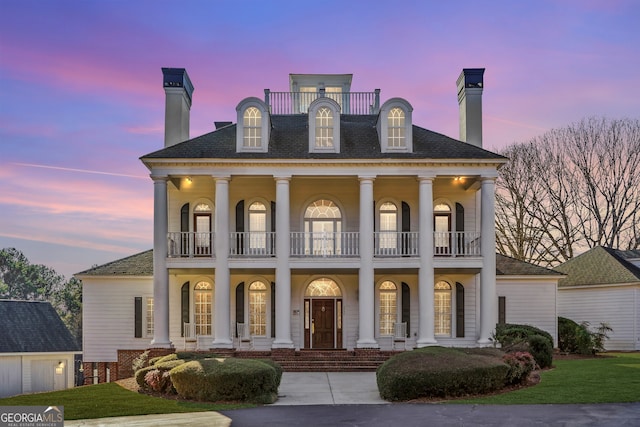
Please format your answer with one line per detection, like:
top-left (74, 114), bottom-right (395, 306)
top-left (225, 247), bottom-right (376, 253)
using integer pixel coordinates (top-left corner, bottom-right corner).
top-left (556, 246), bottom-right (640, 351)
top-left (0, 300), bottom-right (81, 397)
top-left (495, 254), bottom-right (563, 347)
top-left (78, 250), bottom-right (562, 379)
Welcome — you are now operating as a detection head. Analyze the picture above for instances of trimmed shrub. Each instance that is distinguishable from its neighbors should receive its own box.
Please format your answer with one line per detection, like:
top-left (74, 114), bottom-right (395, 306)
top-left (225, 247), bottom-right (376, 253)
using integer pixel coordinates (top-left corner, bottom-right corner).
top-left (170, 358), bottom-right (281, 403)
top-left (495, 323), bottom-right (553, 368)
top-left (528, 335), bottom-right (552, 368)
top-left (175, 351), bottom-right (214, 360)
top-left (135, 365), bottom-right (157, 388)
top-left (376, 347), bottom-right (509, 401)
top-left (257, 359), bottom-right (283, 388)
top-left (153, 353), bottom-right (178, 364)
top-left (503, 351), bottom-right (537, 385)
top-left (135, 357), bottom-right (184, 391)
top-left (558, 317), bottom-right (613, 355)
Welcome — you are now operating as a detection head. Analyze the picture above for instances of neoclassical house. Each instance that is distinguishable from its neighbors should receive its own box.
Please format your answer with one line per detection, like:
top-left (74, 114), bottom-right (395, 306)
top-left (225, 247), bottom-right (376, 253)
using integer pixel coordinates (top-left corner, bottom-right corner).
top-left (80, 68), bottom-right (561, 376)
top-left (143, 67), bottom-right (506, 352)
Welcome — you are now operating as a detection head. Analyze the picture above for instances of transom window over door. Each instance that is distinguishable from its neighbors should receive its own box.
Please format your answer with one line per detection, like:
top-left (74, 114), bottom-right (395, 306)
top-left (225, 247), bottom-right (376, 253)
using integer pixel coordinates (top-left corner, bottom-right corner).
top-left (249, 281), bottom-right (267, 336)
top-left (194, 281), bottom-right (212, 335)
top-left (243, 107), bottom-right (261, 147)
top-left (379, 281), bottom-right (397, 335)
top-left (248, 202), bottom-right (267, 253)
top-left (435, 281), bottom-right (452, 335)
top-left (315, 107), bottom-right (334, 148)
top-left (388, 108), bottom-right (405, 147)
top-left (304, 200), bottom-right (342, 255)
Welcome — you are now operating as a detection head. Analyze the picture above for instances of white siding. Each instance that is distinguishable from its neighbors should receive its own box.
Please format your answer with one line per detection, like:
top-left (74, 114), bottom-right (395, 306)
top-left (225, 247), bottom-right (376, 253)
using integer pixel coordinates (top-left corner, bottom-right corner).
top-left (0, 356), bottom-right (22, 397)
top-left (82, 277), bottom-right (153, 362)
top-left (558, 285), bottom-right (639, 351)
top-left (497, 278), bottom-right (558, 346)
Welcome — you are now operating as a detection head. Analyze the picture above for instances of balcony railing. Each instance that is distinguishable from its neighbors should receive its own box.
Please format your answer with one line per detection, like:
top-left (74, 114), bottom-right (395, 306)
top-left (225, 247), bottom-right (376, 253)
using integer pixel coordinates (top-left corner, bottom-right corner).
top-left (434, 232), bottom-right (481, 256)
top-left (265, 90), bottom-right (380, 115)
top-left (374, 232), bottom-right (419, 256)
top-left (167, 231), bottom-right (481, 258)
top-left (168, 232), bottom-right (214, 257)
top-left (290, 232), bottom-right (359, 257)
top-left (229, 232), bottom-right (276, 256)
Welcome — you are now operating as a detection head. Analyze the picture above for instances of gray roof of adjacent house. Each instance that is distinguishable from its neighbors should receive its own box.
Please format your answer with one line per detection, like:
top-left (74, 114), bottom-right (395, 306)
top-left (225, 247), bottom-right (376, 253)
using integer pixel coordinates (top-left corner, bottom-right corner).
top-left (0, 300), bottom-right (80, 353)
top-left (77, 250), bottom-right (557, 279)
top-left (556, 246), bottom-right (640, 287)
top-left (495, 254), bottom-right (563, 276)
top-left (75, 249), bottom-right (153, 276)
top-left (141, 115), bottom-right (506, 161)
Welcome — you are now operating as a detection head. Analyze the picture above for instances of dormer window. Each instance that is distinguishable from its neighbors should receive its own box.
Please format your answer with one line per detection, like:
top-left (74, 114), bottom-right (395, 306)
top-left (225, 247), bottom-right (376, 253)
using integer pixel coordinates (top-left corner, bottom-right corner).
top-left (243, 107), bottom-right (261, 148)
top-left (315, 107), bottom-right (334, 148)
top-left (308, 98), bottom-right (340, 153)
top-left (388, 108), bottom-right (405, 148)
top-left (236, 97), bottom-right (270, 153)
top-left (378, 98), bottom-right (413, 153)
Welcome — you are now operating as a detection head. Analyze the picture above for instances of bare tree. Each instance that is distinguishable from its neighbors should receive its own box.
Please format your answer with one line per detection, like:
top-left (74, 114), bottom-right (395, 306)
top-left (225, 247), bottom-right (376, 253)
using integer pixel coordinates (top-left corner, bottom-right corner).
top-left (496, 117), bottom-right (640, 267)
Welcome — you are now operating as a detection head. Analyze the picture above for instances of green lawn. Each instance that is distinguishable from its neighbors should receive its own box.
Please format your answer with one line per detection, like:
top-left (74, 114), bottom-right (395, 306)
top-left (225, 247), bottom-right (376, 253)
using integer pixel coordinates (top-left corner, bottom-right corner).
top-left (0, 382), bottom-right (251, 420)
top-left (455, 352), bottom-right (640, 404)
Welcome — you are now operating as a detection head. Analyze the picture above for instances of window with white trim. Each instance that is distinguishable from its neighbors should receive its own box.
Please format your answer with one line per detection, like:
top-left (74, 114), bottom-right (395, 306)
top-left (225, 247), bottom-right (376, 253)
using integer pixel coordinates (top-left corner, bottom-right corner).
top-left (194, 281), bottom-right (212, 335)
top-left (249, 281), bottom-right (267, 336)
top-left (379, 202), bottom-right (398, 251)
top-left (315, 107), bottom-right (334, 148)
top-left (243, 107), bottom-right (261, 148)
top-left (248, 202), bottom-right (267, 252)
top-left (388, 108), bottom-right (405, 147)
top-left (435, 281), bottom-right (452, 335)
top-left (379, 281), bottom-right (397, 335)
top-left (145, 297), bottom-right (154, 337)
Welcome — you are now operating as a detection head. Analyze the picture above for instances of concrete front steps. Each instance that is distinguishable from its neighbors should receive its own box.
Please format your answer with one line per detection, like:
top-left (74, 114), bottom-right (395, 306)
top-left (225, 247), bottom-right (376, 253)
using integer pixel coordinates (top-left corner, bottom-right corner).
top-left (209, 349), bottom-right (399, 372)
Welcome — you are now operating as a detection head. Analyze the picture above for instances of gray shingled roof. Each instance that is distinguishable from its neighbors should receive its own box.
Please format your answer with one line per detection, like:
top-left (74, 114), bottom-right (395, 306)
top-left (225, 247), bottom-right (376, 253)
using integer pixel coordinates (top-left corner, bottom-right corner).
top-left (78, 250), bottom-right (558, 279)
top-left (0, 300), bottom-right (80, 353)
top-left (75, 250), bottom-right (153, 276)
top-left (141, 115), bottom-right (506, 161)
top-left (556, 246), bottom-right (640, 287)
top-left (496, 254), bottom-right (562, 276)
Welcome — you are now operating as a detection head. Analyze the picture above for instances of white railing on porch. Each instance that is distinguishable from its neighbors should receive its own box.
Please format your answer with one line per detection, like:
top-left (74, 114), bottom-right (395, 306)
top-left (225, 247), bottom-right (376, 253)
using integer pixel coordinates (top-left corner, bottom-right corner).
top-left (229, 232), bottom-right (276, 256)
top-left (290, 232), bottom-right (359, 257)
top-left (168, 232), bottom-right (214, 257)
top-left (434, 231), bottom-right (481, 256)
top-left (373, 232), bottom-right (419, 256)
top-left (265, 90), bottom-right (381, 115)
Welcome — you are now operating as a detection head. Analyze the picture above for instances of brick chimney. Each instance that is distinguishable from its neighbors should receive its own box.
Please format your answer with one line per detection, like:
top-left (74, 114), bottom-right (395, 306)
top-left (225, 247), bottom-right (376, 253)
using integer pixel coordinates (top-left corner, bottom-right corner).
top-left (162, 68), bottom-right (194, 147)
top-left (456, 68), bottom-right (484, 148)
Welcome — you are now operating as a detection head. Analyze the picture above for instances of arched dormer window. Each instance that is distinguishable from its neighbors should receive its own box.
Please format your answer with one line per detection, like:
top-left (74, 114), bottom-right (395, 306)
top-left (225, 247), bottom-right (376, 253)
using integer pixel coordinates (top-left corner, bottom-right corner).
top-left (236, 97), bottom-right (270, 153)
top-left (308, 98), bottom-right (340, 153)
top-left (378, 98), bottom-right (413, 153)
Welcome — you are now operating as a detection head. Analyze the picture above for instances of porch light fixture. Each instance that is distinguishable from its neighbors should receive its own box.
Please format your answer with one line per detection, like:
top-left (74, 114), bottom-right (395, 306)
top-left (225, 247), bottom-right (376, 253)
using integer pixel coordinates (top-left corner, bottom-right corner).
top-left (186, 177), bottom-right (193, 183)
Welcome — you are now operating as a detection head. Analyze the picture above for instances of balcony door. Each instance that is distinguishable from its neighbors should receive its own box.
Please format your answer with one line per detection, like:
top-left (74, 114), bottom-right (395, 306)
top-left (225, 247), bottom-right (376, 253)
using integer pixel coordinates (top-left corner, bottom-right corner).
top-left (434, 203), bottom-right (451, 256)
top-left (194, 203), bottom-right (212, 256)
top-left (304, 199), bottom-right (342, 255)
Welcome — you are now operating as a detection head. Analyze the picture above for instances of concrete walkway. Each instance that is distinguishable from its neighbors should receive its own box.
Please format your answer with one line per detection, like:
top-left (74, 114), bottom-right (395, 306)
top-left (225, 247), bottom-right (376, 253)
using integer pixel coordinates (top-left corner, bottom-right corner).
top-left (65, 372), bottom-right (381, 426)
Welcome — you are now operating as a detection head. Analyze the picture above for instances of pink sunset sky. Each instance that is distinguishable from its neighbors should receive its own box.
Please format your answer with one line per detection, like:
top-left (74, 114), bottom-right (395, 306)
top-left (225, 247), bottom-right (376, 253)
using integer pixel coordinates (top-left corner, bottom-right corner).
top-left (1, 0), bottom-right (639, 278)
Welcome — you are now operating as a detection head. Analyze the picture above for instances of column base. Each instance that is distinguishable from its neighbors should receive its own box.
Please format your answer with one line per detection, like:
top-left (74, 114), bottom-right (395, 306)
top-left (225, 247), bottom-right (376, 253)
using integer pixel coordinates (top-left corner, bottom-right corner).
top-left (272, 340), bottom-right (294, 349)
top-left (149, 340), bottom-right (173, 349)
top-left (416, 338), bottom-right (438, 348)
top-left (211, 339), bottom-right (233, 349)
top-left (356, 339), bottom-right (379, 349)
top-left (476, 338), bottom-right (493, 347)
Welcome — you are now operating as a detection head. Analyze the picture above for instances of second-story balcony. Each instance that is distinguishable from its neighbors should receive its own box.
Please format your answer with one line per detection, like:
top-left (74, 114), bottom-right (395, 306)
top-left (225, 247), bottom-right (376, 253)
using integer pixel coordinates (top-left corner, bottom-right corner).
top-left (168, 231), bottom-right (481, 259)
top-left (265, 90), bottom-right (380, 115)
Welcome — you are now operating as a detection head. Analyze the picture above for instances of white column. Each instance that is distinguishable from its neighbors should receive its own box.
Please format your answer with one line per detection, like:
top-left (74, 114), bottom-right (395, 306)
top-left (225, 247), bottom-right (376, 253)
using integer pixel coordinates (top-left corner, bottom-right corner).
top-left (151, 175), bottom-right (172, 348)
top-left (357, 176), bottom-right (377, 348)
top-left (212, 176), bottom-right (232, 348)
top-left (417, 176), bottom-right (437, 346)
top-left (478, 177), bottom-right (497, 344)
top-left (273, 176), bottom-right (294, 348)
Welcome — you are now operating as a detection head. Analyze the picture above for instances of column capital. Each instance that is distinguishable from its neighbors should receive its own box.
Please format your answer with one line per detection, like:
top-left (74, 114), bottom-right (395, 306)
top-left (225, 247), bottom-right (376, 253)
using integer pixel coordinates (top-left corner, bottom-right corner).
top-left (213, 175), bottom-right (231, 182)
top-left (358, 175), bottom-right (376, 182)
top-left (274, 175), bottom-right (292, 182)
top-left (150, 174), bottom-right (169, 182)
top-left (417, 175), bottom-right (435, 182)
top-left (480, 175), bottom-right (498, 182)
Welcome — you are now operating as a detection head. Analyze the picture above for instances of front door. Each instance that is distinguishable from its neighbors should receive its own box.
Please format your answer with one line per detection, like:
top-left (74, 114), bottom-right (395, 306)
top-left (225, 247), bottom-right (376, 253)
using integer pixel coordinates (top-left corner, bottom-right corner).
top-left (309, 299), bottom-right (334, 348)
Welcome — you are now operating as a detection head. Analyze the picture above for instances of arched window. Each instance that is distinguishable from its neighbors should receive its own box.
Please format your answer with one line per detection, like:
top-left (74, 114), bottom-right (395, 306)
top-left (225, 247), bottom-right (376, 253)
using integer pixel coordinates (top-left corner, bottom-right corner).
top-left (249, 281), bottom-right (267, 336)
top-left (388, 108), bottom-right (405, 147)
top-left (315, 107), bottom-right (334, 148)
top-left (379, 202), bottom-right (398, 252)
top-left (304, 200), bottom-right (342, 255)
top-left (248, 202), bottom-right (267, 253)
top-left (305, 278), bottom-right (342, 297)
top-left (379, 281), bottom-right (397, 335)
top-left (434, 281), bottom-right (452, 336)
top-left (243, 107), bottom-right (261, 148)
top-left (194, 281), bottom-right (212, 335)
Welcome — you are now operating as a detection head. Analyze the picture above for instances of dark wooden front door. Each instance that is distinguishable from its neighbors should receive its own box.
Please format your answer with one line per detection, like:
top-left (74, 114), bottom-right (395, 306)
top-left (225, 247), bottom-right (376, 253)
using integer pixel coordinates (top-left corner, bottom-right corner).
top-left (312, 299), bottom-right (334, 348)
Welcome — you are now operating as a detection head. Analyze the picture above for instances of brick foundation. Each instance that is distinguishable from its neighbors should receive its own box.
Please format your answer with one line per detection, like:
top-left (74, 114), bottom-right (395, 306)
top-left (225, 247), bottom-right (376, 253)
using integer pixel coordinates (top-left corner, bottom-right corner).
top-left (117, 348), bottom-right (175, 379)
